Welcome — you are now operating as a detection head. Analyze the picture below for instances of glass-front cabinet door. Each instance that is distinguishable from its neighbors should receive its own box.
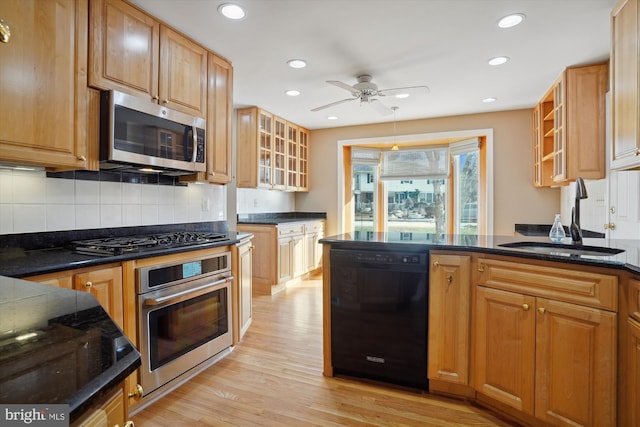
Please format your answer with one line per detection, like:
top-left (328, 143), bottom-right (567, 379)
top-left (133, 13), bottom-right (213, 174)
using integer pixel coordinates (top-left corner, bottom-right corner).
top-left (287, 123), bottom-right (299, 190)
top-left (273, 117), bottom-right (287, 190)
top-left (299, 128), bottom-right (309, 191)
top-left (258, 111), bottom-right (273, 187)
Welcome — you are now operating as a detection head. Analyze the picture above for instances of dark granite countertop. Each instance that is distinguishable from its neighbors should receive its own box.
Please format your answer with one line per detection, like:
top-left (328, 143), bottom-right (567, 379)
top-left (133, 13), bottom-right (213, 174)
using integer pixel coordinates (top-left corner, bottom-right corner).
top-left (237, 212), bottom-right (326, 225)
top-left (515, 223), bottom-right (606, 238)
top-left (0, 222), bottom-right (251, 278)
top-left (319, 232), bottom-right (640, 275)
top-left (0, 276), bottom-right (140, 422)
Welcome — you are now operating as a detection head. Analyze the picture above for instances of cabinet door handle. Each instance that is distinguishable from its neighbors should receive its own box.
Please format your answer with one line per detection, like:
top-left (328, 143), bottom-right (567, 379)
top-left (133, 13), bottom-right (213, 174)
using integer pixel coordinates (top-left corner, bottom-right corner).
top-left (433, 261), bottom-right (439, 268)
top-left (152, 95), bottom-right (159, 101)
top-left (538, 307), bottom-right (546, 314)
top-left (477, 262), bottom-right (485, 272)
top-left (128, 384), bottom-right (143, 399)
top-left (446, 275), bottom-right (453, 284)
top-left (522, 303), bottom-right (530, 311)
top-left (84, 281), bottom-right (92, 288)
top-left (0, 20), bottom-right (10, 44)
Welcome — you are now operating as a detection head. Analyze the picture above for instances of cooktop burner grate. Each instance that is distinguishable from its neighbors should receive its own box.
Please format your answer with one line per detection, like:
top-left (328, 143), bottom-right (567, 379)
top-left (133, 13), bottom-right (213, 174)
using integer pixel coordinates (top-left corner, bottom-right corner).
top-left (71, 232), bottom-right (230, 256)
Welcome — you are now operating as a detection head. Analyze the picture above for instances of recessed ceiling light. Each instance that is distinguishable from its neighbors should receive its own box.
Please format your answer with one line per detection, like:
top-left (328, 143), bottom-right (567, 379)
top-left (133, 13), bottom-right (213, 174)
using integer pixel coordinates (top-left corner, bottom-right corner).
top-left (488, 56), bottom-right (509, 66)
top-left (482, 97), bottom-right (497, 103)
top-left (394, 93), bottom-right (410, 99)
top-left (327, 116), bottom-right (338, 120)
top-left (498, 13), bottom-right (525, 28)
top-left (218, 3), bottom-right (246, 20)
top-left (287, 59), bottom-right (307, 69)
top-left (285, 90), bottom-right (300, 96)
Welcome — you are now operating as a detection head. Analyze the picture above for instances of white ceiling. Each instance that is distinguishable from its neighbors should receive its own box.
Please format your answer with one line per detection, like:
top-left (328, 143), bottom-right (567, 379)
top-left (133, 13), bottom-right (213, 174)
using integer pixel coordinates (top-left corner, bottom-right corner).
top-left (129, 0), bottom-right (615, 130)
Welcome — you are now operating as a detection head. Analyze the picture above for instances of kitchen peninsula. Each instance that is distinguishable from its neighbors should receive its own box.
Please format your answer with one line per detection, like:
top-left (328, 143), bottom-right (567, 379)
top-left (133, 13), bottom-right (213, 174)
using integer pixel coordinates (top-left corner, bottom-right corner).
top-left (320, 232), bottom-right (640, 427)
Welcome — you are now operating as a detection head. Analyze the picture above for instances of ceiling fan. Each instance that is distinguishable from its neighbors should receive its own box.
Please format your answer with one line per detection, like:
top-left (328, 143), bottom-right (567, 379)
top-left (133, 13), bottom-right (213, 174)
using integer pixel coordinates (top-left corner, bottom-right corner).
top-left (311, 75), bottom-right (429, 115)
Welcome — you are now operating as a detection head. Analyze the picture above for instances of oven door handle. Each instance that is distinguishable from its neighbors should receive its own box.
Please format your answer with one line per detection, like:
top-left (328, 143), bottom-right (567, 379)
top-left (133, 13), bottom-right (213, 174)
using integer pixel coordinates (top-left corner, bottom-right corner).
top-left (143, 277), bottom-right (232, 307)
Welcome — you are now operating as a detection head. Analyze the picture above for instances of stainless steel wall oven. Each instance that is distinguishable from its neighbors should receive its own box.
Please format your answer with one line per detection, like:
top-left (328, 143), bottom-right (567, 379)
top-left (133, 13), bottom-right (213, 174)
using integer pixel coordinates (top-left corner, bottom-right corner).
top-left (136, 251), bottom-right (232, 397)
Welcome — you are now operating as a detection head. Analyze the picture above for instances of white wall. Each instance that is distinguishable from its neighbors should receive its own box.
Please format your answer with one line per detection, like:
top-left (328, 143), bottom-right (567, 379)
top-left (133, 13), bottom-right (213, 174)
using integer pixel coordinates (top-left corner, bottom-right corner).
top-left (0, 169), bottom-right (226, 234)
top-left (297, 109), bottom-right (560, 237)
top-left (236, 188), bottom-right (295, 214)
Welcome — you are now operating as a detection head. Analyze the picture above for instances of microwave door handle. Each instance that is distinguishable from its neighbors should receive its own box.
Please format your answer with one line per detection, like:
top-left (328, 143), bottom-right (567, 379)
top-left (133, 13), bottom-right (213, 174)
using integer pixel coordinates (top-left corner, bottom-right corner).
top-left (191, 125), bottom-right (198, 163)
top-left (144, 277), bottom-right (232, 307)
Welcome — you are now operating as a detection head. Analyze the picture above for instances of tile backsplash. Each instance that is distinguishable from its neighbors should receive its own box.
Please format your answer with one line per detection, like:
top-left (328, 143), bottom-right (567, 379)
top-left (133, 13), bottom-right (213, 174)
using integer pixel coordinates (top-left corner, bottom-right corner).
top-left (0, 169), bottom-right (226, 234)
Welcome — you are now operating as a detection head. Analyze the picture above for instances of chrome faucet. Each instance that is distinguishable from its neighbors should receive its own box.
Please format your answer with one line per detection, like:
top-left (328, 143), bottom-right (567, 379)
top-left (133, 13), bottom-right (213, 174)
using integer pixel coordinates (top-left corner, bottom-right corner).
top-left (569, 177), bottom-right (588, 245)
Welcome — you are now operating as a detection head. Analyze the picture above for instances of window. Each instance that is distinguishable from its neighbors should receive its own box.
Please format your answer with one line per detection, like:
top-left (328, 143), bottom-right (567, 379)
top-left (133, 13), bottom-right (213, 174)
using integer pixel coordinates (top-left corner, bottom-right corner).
top-left (346, 137), bottom-right (484, 237)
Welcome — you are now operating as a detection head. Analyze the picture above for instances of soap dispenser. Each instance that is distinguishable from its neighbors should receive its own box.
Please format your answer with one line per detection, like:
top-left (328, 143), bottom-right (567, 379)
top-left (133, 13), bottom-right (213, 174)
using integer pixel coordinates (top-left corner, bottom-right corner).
top-left (549, 214), bottom-right (566, 243)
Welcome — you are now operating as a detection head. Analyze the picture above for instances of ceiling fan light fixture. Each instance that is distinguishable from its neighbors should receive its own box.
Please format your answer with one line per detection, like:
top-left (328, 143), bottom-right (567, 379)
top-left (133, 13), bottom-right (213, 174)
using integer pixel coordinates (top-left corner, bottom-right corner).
top-left (285, 90), bottom-right (301, 96)
top-left (394, 93), bottom-right (410, 99)
top-left (488, 56), bottom-right (509, 66)
top-left (218, 3), bottom-right (246, 20)
top-left (497, 13), bottom-right (525, 28)
top-left (327, 116), bottom-right (338, 120)
top-left (482, 97), bottom-right (497, 103)
top-left (287, 59), bottom-right (307, 69)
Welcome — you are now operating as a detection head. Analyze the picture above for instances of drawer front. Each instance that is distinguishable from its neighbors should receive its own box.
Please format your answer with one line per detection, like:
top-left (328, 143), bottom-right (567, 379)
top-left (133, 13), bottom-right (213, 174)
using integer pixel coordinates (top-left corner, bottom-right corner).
top-left (304, 221), bottom-right (324, 234)
top-left (476, 258), bottom-right (617, 311)
top-left (629, 279), bottom-right (640, 323)
top-left (278, 224), bottom-right (304, 236)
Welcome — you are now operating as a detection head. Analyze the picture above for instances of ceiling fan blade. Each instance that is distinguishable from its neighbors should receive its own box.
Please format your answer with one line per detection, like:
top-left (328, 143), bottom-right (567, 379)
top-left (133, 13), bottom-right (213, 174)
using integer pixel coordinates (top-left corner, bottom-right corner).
top-left (327, 80), bottom-right (361, 96)
top-left (369, 99), bottom-right (393, 116)
top-left (378, 85), bottom-right (430, 97)
top-left (311, 97), bottom-right (357, 112)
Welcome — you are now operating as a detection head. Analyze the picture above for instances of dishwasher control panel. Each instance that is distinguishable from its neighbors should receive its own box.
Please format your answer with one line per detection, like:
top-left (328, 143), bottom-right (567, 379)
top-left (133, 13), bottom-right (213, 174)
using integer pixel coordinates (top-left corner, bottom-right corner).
top-left (331, 248), bottom-right (427, 266)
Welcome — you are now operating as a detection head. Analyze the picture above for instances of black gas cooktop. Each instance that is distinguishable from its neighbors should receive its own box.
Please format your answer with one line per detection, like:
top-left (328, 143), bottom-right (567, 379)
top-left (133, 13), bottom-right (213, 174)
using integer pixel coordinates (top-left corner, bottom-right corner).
top-left (70, 231), bottom-right (230, 256)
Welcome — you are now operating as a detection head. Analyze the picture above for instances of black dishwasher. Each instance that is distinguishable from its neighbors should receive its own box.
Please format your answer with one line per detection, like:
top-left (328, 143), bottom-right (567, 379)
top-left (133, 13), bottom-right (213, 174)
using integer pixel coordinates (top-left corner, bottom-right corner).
top-left (330, 248), bottom-right (428, 389)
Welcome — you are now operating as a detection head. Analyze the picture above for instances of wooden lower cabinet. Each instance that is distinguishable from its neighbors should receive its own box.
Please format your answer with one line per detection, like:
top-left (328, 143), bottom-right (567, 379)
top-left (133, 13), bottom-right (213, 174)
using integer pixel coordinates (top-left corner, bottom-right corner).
top-left (475, 286), bottom-right (535, 413)
top-left (428, 253), bottom-right (471, 388)
top-left (628, 318), bottom-right (640, 427)
top-left (72, 384), bottom-right (134, 427)
top-left (238, 221), bottom-right (324, 294)
top-left (474, 257), bottom-right (617, 427)
top-left (232, 237), bottom-right (253, 344)
top-left (28, 264), bottom-right (124, 329)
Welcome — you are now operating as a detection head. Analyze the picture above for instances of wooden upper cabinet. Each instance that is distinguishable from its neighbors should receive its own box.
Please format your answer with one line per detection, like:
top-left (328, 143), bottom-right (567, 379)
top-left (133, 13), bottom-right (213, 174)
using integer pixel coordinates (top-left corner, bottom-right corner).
top-left (611, 0), bottom-right (640, 169)
top-left (89, 0), bottom-right (207, 118)
top-left (158, 26), bottom-right (207, 117)
top-left (0, 0), bottom-right (89, 170)
top-left (89, 0), bottom-right (159, 100)
top-left (532, 63), bottom-right (608, 186)
top-left (236, 106), bottom-right (310, 191)
top-left (205, 53), bottom-right (233, 184)
top-left (298, 127), bottom-right (309, 191)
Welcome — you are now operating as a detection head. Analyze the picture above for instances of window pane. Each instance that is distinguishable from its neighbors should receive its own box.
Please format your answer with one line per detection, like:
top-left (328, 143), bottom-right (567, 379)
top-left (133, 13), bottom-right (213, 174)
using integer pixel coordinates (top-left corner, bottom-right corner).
top-left (385, 178), bottom-right (447, 237)
top-left (353, 164), bottom-right (376, 233)
top-left (454, 151), bottom-right (479, 235)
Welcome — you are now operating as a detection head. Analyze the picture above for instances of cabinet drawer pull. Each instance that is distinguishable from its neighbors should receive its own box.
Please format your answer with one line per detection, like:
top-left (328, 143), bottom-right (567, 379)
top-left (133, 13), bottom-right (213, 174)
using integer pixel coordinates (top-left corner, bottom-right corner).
top-left (0, 20), bottom-right (11, 44)
top-left (128, 384), bottom-right (143, 399)
top-left (433, 261), bottom-right (439, 268)
top-left (84, 281), bottom-right (92, 288)
top-left (538, 307), bottom-right (546, 314)
top-left (478, 262), bottom-right (485, 272)
top-left (522, 303), bottom-right (529, 311)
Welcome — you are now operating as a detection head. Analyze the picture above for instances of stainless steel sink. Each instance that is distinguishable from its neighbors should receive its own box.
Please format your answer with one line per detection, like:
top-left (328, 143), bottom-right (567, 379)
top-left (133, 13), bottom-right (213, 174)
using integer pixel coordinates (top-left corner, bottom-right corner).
top-left (498, 241), bottom-right (625, 257)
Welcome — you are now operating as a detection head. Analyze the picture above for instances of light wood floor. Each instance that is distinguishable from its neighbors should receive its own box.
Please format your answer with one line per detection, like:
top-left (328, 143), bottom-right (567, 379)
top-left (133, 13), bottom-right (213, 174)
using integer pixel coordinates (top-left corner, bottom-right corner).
top-left (132, 275), bottom-right (515, 426)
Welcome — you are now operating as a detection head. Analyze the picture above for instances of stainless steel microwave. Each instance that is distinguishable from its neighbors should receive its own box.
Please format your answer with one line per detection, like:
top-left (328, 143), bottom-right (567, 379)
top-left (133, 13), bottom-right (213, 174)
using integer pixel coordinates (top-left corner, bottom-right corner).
top-left (100, 90), bottom-right (206, 175)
